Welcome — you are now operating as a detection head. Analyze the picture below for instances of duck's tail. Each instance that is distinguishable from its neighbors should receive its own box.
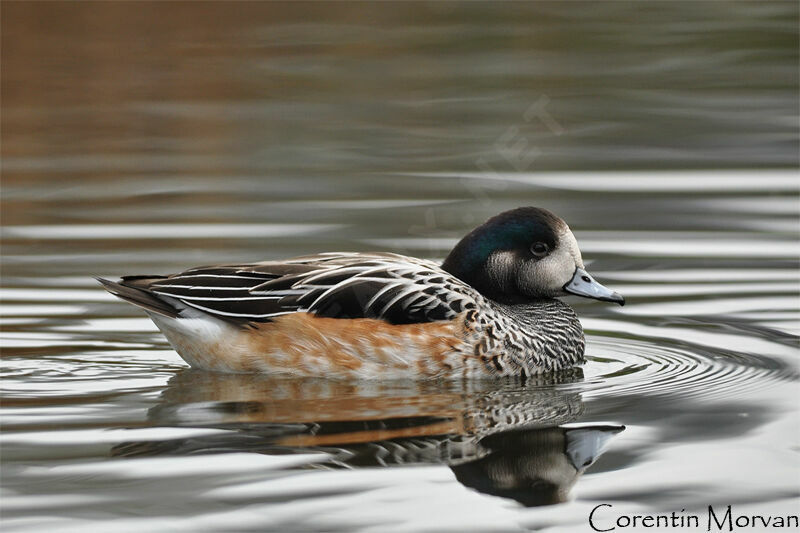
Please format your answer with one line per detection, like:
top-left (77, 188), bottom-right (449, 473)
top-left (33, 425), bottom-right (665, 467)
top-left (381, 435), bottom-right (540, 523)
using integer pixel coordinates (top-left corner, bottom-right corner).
top-left (96, 277), bottom-right (180, 318)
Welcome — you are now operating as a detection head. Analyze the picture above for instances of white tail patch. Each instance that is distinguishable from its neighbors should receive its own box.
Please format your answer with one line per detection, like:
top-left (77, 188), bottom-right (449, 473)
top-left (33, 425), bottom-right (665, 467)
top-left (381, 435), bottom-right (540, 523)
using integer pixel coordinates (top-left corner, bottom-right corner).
top-left (147, 312), bottom-right (248, 372)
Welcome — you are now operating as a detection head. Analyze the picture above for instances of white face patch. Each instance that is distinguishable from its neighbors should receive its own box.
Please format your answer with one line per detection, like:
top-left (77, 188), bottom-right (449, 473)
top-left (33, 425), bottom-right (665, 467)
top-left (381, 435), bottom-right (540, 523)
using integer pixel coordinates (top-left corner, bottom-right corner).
top-left (517, 228), bottom-right (583, 298)
top-left (558, 228), bottom-right (585, 270)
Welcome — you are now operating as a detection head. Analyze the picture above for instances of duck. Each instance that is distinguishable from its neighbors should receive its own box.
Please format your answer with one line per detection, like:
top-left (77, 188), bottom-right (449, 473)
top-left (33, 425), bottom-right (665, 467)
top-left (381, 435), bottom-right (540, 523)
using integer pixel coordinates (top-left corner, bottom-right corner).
top-left (98, 206), bottom-right (623, 379)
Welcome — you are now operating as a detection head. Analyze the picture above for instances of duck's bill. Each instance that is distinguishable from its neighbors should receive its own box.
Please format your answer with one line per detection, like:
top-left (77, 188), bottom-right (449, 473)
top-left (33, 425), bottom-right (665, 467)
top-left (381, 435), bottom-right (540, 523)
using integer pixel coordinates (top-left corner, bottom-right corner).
top-left (563, 268), bottom-right (625, 306)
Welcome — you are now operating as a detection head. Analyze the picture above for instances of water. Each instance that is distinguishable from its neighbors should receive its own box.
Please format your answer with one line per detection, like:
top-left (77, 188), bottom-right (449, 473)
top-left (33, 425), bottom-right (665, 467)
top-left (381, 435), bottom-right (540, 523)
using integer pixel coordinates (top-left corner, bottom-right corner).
top-left (1, 2), bottom-right (799, 532)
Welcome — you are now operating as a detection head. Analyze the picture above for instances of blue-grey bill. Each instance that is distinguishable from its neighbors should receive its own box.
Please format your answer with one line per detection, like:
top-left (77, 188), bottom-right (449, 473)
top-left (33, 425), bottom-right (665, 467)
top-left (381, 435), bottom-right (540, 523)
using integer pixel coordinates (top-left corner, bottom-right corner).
top-left (563, 267), bottom-right (625, 305)
top-left (565, 425), bottom-right (626, 470)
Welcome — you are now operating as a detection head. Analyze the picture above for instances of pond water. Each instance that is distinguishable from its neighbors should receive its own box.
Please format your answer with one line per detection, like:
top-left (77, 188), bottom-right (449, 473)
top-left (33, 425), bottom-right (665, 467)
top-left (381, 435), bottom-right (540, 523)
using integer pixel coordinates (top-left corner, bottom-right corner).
top-left (1, 2), bottom-right (798, 532)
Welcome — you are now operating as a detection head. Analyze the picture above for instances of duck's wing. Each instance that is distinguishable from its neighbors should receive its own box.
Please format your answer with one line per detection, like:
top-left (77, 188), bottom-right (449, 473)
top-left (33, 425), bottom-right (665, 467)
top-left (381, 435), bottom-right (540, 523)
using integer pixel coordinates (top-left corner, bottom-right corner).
top-left (126, 252), bottom-right (479, 325)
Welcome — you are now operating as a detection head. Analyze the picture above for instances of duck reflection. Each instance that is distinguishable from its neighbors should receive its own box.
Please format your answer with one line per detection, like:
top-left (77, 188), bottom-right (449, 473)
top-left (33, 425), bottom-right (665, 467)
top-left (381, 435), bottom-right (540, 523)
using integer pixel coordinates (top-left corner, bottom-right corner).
top-left (113, 369), bottom-right (623, 507)
top-left (451, 425), bottom-right (623, 506)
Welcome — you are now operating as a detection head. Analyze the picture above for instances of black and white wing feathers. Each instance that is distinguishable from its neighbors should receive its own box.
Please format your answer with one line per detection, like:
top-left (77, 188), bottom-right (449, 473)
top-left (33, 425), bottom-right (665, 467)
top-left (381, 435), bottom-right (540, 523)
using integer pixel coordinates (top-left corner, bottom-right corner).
top-left (141, 253), bottom-right (479, 324)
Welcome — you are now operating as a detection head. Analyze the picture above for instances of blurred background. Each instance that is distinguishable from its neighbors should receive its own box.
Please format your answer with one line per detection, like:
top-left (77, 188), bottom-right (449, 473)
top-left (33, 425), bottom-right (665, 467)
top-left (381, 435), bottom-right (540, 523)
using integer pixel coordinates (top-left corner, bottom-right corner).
top-left (1, 2), bottom-right (798, 532)
top-left (3, 2), bottom-right (797, 247)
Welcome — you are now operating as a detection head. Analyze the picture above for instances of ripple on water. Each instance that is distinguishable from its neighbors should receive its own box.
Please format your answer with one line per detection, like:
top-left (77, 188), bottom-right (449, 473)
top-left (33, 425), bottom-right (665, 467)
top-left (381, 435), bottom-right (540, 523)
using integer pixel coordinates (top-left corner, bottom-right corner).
top-left (581, 334), bottom-right (796, 403)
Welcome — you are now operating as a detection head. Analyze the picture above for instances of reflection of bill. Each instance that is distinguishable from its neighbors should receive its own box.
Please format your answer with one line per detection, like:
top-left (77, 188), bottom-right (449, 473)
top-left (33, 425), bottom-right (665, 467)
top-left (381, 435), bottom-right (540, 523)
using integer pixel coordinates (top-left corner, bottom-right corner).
top-left (114, 369), bottom-right (623, 507)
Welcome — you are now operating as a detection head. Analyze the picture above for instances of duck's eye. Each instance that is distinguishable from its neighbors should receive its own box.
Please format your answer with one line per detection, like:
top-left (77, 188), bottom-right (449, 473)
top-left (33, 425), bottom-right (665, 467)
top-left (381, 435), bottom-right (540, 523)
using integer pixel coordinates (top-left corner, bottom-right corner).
top-left (530, 242), bottom-right (549, 257)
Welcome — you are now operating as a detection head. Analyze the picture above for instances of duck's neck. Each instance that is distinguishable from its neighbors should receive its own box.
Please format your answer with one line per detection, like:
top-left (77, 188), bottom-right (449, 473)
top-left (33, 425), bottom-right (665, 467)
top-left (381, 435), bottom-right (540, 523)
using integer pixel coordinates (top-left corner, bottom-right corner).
top-left (442, 250), bottom-right (524, 304)
top-left (442, 263), bottom-right (535, 306)
top-left (496, 299), bottom-right (586, 372)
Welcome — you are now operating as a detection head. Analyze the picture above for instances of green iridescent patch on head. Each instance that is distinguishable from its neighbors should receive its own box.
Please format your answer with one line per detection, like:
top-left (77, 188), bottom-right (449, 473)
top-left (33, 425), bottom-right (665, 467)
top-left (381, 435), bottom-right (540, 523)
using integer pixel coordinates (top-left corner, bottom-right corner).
top-left (452, 208), bottom-right (562, 270)
top-left (461, 220), bottom-right (540, 267)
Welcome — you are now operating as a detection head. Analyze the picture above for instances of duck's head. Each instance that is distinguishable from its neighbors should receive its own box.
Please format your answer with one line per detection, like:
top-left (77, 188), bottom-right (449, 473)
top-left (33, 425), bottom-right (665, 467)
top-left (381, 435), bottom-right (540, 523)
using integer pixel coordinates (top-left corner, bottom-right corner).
top-left (442, 207), bottom-right (624, 305)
